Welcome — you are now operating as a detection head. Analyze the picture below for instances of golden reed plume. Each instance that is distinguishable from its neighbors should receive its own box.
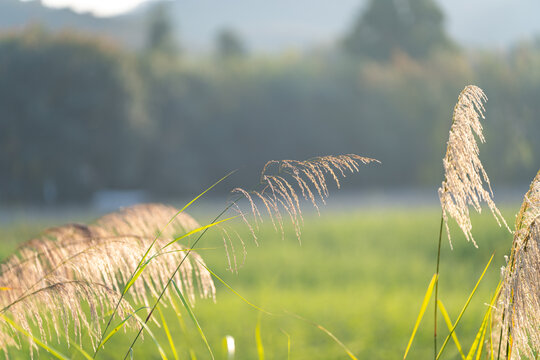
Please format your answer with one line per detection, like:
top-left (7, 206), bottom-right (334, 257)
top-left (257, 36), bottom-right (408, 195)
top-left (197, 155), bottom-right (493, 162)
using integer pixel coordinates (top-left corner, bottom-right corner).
top-left (494, 170), bottom-right (539, 359)
top-left (438, 85), bottom-right (509, 248)
top-left (0, 204), bottom-right (215, 356)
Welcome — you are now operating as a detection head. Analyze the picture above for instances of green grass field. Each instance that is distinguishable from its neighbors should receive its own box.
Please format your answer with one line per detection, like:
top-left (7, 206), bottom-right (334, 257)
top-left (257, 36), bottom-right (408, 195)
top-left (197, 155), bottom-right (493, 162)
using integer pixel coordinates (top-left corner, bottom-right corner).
top-left (0, 205), bottom-right (517, 359)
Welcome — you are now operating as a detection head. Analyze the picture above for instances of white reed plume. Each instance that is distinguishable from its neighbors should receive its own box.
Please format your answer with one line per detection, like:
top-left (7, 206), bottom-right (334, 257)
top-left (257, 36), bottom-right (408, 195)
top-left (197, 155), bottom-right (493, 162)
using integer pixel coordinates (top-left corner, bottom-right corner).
top-left (438, 85), bottom-right (509, 248)
top-left (0, 204), bottom-right (215, 355)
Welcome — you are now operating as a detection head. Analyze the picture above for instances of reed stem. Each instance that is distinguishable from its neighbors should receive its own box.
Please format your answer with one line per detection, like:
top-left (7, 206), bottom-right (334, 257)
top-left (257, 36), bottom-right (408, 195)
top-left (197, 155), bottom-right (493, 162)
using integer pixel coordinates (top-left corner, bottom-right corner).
top-left (434, 213), bottom-right (444, 359)
top-left (122, 196), bottom-right (242, 360)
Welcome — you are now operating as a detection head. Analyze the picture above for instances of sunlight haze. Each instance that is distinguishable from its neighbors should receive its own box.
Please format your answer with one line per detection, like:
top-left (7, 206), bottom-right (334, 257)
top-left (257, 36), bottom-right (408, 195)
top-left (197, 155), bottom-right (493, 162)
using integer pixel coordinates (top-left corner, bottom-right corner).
top-left (39, 0), bottom-right (148, 16)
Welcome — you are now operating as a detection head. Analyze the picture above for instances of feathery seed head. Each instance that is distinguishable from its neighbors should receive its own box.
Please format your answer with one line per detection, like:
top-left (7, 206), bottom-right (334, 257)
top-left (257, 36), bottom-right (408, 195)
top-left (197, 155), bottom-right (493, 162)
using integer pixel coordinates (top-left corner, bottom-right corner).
top-left (438, 85), bottom-right (509, 247)
top-left (0, 204), bottom-right (215, 355)
top-left (233, 154), bottom-right (379, 244)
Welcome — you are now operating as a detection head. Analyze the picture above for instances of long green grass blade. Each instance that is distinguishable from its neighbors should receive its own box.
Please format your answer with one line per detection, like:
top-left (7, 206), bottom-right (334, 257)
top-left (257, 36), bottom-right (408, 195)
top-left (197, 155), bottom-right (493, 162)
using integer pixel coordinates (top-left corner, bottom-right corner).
top-left (438, 300), bottom-right (466, 360)
top-left (169, 296), bottom-right (199, 360)
top-left (172, 280), bottom-right (215, 360)
top-left (157, 305), bottom-right (179, 360)
top-left (488, 311), bottom-right (494, 360)
top-left (286, 312), bottom-right (358, 360)
top-left (70, 338), bottom-right (93, 360)
top-left (469, 281), bottom-right (503, 360)
top-left (475, 321), bottom-right (488, 360)
top-left (404, 273), bottom-right (438, 359)
top-left (122, 265), bottom-right (147, 295)
top-left (0, 313), bottom-right (69, 360)
top-left (122, 219), bottom-right (234, 296)
top-left (177, 170), bottom-right (237, 216)
top-left (147, 247), bottom-right (219, 263)
top-left (281, 330), bottom-right (291, 360)
top-left (132, 313), bottom-right (169, 360)
top-left (196, 261), bottom-right (273, 315)
top-left (95, 171), bottom-right (235, 358)
top-left (164, 217), bottom-right (238, 248)
top-left (436, 254), bottom-right (494, 360)
top-left (255, 315), bottom-right (265, 360)
top-left (121, 195), bottom-right (244, 360)
top-left (466, 310), bottom-right (489, 360)
top-left (98, 307), bottom-right (148, 350)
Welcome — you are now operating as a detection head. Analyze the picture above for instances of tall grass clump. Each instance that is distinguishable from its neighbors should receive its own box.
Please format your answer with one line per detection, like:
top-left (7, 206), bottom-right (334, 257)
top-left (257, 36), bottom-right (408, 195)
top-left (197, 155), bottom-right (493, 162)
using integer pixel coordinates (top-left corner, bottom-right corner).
top-left (405, 85), bottom-right (515, 360)
top-left (0, 204), bottom-right (215, 357)
top-left (493, 171), bottom-right (539, 359)
top-left (0, 154), bottom-right (377, 358)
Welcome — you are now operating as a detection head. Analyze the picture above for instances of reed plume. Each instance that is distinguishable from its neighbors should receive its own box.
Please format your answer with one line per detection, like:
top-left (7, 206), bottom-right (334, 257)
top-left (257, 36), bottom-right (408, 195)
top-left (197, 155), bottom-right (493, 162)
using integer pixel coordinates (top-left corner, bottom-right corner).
top-left (233, 154), bottom-right (379, 242)
top-left (494, 170), bottom-right (540, 359)
top-left (0, 204), bottom-right (215, 355)
top-left (438, 85), bottom-right (509, 247)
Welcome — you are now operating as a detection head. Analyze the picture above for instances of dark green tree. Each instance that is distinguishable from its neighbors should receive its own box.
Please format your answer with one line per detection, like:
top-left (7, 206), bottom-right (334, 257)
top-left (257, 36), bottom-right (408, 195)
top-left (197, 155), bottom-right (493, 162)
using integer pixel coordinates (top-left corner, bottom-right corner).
top-left (343, 0), bottom-right (454, 60)
top-left (215, 28), bottom-right (246, 59)
top-left (0, 28), bottom-right (143, 203)
top-left (145, 3), bottom-right (178, 58)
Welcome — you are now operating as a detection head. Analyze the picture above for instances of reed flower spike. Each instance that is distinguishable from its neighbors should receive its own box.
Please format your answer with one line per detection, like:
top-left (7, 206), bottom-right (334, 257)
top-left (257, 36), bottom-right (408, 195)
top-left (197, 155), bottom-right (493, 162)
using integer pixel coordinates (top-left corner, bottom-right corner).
top-left (495, 170), bottom-right (540, 359)
top-left (233, 154), bottom-right (379, 242)
top-left (438, 85), bottom-right (509, 247)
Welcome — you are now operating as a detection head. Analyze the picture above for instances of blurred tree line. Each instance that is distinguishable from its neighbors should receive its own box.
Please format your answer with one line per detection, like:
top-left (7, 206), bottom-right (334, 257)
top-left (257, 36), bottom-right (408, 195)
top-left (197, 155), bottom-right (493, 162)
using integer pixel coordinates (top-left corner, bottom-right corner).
top-left (0, 0), bottom-right (538, 204)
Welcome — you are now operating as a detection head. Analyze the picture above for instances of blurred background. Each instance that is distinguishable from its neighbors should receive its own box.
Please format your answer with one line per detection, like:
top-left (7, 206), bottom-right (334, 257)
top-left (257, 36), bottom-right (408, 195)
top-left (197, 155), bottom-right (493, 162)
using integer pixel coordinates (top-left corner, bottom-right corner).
top-left (1, 2), bottom-right (538, 358)
top-left (0, 0), bottom-right (538, 209)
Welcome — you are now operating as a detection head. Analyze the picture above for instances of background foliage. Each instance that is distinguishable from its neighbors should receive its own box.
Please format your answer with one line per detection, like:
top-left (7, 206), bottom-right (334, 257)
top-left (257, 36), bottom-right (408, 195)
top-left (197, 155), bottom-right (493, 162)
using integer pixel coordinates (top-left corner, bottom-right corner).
top-left (0, 0), bottom-right (538, 204)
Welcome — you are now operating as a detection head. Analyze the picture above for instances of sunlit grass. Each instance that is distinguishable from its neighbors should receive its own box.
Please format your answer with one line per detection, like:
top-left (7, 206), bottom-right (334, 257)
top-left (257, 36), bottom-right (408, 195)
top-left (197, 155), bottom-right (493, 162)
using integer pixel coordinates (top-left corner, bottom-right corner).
top-left (0, 205), bottom-right (515, 359)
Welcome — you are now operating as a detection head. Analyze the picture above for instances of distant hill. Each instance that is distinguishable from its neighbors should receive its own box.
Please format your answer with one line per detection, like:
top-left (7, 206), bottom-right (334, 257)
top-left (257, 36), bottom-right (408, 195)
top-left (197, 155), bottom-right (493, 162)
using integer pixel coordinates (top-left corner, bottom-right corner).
top-left (0, 0), bottom-right (145, 48)
top-left (1, 0), bottom-right (540, 52)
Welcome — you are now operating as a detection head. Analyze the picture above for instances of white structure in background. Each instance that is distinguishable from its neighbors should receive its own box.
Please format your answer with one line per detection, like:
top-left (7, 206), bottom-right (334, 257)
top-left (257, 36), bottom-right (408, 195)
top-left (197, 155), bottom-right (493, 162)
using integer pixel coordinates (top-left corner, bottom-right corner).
top-left (91, 189), bottom-right (147, 212)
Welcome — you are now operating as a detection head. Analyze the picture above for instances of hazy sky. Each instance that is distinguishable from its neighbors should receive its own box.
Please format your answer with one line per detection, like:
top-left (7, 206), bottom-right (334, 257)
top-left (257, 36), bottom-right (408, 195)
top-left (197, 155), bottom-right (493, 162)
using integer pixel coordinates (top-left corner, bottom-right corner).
top-left (27, 0), bottom-right (540, 50)
top-left (40, 0), bottom-right (148, 16)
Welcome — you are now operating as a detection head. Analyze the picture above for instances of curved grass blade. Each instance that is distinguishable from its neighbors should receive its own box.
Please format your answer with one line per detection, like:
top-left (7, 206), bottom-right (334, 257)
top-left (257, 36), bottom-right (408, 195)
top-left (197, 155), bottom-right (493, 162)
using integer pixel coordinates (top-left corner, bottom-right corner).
top-left (286, 312), bottom-right (358, 360)
top-left (157, 305), bottom-right (179, 360)
top-left (281, 330), bottom-right (291, 360)
top-left (164, 217), bottom-right (238, 249)
top-left (468, 281), bottom-right (502, 360)
top-left (255, 315), bottom-right (265, 360)
top-left (436, 254), bottom-right (494, 360)
top-left (196, 261), bottom-right (273, 315)
top-left (0, 313), bottom-right (69, 360)
top-left (132, 313), bottom-right (169, 360)
top-left (147, 247), bottom-right (219, 263)
top-left (98, 307), bottom-right (149, 350)
top-left (169, 296), bottom-right (199, 360)
top-left (404, 273), bottom-right (438, 359)
top-left (438, 300), bottom-right (466, 360)
top-left (172, 279), bottom-right (215, 360)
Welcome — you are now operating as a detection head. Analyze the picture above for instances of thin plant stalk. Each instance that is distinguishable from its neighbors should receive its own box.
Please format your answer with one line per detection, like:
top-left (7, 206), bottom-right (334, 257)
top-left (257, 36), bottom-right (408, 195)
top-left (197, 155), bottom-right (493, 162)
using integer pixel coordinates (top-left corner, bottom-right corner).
top-left (122, 196), bottom-right (242, 360)
top-left (434, 213), bottom-right (444, 358)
